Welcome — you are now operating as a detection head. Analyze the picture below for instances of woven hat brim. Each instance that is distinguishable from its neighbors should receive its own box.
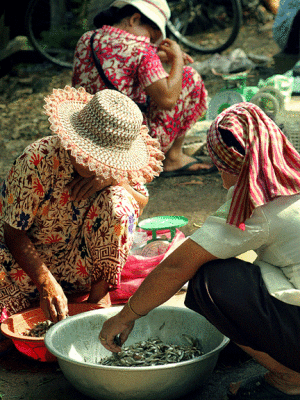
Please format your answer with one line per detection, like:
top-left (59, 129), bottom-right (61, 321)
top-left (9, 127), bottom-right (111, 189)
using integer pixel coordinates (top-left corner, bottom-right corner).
top-left (44, 86), bottom-right (165, 184)
top-left (59, 100), bottom-right (151, 170)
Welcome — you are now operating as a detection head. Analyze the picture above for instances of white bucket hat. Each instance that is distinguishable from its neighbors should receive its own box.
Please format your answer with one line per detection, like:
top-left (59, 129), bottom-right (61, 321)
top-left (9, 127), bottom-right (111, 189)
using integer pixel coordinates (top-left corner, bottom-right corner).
top-left (44, 86), bottom-right (164, 184)
top-left (111, 0), bottom-right (171, 39)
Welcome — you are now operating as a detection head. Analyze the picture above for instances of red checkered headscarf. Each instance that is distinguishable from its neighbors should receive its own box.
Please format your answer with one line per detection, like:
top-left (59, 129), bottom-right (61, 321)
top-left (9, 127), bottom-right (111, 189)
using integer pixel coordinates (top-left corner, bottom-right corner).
top-left (207, 102), bottom-right (300, 228)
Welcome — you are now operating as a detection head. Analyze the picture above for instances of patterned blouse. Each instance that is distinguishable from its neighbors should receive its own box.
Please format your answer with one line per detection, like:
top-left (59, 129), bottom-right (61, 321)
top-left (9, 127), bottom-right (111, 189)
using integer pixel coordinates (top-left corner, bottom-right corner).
top-left (72, 25), bottom-right (169, 102)
top-left (0, 136), bottom-right (147, 294)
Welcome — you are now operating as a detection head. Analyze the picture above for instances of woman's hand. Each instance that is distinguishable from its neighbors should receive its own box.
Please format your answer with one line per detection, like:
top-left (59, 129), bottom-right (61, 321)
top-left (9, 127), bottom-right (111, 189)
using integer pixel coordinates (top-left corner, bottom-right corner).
top-left (99, 313), bottom-right (135, 353)
top-left (67, 175), bottom-right (115, 201)
top-left (158, 48), bottom-right (194, 65)
top-left (68, 176), bottom-right (148, 214)
top-left (157, 38), bottom-right (183, 65)
top-left (39, 274), bottom-right (69, 322)
top-left (182, 51), bottom-right (194, 65)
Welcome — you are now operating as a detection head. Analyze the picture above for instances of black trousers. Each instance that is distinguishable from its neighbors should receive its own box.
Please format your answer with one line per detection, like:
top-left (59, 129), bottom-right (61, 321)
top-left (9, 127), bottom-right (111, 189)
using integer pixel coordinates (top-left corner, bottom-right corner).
top-left (185, 258), bottom-right (300, 372)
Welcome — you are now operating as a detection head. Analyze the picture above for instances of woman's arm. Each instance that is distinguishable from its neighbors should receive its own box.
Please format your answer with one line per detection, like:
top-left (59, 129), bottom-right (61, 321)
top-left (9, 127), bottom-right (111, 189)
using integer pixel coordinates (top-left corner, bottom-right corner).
top-left (67, 176), bottom-right (148, 213)
top-left (3, 223), bottom-right (68, 322)
top-left (145, 39), bottom-right (184, 110)
top-left (100, 238), bottom-right (217, 352)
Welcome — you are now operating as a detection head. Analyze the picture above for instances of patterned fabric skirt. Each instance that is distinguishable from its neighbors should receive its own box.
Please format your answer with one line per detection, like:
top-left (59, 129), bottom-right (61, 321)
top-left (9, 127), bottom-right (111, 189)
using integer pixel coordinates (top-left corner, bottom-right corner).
top-left (147, 66), bottom-right (208, 153)
top-left (0, 185), bottom-right (140, 321)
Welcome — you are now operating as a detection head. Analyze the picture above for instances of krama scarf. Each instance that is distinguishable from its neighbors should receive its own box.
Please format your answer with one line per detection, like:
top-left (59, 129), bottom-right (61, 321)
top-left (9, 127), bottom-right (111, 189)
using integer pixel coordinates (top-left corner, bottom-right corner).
top-left (207, 102), bottom-right (300, 228)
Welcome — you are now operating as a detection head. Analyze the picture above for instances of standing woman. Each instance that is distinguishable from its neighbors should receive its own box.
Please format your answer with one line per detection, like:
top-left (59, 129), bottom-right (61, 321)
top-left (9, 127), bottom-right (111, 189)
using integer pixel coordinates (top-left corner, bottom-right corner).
top-left (100, 102), bottom-right (300, 399)
top-left (72, 0), bottom-right (214, 177)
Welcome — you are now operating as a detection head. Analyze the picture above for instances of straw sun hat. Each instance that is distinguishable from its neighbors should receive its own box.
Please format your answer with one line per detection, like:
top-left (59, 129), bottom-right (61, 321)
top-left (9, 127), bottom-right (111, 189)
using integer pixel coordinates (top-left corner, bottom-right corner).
top-left (44, 86), bottom-right (164, 184)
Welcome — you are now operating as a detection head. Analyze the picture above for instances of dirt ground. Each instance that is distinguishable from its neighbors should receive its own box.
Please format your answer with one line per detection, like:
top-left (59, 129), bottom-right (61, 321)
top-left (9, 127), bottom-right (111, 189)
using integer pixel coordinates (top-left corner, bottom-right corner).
top-left (0, 11), bottom-right (284, 400)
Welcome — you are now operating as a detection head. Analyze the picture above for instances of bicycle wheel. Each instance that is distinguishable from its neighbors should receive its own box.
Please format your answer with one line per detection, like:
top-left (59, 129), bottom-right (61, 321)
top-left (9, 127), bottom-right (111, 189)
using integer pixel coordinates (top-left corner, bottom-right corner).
top-left (25, 0), bottom-right (94, 68)
top-left (167, 0), bottom-right (243, 54)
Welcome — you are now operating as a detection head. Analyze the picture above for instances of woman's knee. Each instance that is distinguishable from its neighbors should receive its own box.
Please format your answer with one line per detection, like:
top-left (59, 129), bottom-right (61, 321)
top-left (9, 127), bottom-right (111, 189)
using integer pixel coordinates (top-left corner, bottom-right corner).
top-left (107, 186), bottom-right (138, 228)
top-left (102, 185), bottom-right (137, 210)
top-left (188, 258), bottom-right (259, 307)
top-left (92, 185), bottom-right (137, 219)
top-left (85, 185), bottom-right (138, 242)
top-left (182, 66), bottom-right (203, 88)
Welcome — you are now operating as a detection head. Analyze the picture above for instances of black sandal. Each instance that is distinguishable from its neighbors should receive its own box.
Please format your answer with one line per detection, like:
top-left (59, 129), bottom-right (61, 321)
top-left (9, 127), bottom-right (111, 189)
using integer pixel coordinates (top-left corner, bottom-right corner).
top-left (160, 158), bottom-right (217, 178)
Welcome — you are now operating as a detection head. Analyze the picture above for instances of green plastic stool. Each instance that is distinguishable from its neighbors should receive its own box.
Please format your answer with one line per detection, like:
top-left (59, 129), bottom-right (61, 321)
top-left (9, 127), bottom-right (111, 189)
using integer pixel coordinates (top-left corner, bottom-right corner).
top-left (138, 216), bottom-right (188, 243)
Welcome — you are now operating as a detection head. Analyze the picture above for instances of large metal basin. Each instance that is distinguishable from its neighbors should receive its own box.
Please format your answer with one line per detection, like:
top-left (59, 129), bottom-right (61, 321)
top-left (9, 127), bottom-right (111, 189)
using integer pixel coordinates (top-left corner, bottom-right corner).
top-left (45, 306), bottom-right (229, 400)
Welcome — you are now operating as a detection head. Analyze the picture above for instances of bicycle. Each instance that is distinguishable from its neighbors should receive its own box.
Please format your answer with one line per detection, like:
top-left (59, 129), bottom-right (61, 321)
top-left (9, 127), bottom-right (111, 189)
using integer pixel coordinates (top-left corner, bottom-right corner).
top-left (24, 0), bottom-right (244, 69)
top-left (24, 0), bottom-right (92, 68)
top-left (166, 0), bottom-right (243, 55)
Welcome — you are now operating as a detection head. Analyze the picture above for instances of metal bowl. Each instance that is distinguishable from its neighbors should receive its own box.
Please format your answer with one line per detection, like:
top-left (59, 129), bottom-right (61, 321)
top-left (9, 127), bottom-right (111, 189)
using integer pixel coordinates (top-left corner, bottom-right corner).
top-left (45, 306), bottom-right (229, 400)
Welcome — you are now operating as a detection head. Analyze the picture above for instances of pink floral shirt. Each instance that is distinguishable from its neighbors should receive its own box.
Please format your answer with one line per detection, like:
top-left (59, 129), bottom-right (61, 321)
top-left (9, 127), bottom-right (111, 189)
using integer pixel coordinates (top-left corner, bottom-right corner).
top-left (72, 25), bottom-right (169, 104)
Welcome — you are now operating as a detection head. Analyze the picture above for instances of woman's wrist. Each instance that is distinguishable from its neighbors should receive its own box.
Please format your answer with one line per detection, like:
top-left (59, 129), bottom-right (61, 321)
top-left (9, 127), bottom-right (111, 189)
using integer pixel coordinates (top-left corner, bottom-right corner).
top-left (119, 296), bottom-right (147, 322)
top-left (127, 296), bottom-right (147, 317)
top-left (35, 268), bottom-right (53, 291)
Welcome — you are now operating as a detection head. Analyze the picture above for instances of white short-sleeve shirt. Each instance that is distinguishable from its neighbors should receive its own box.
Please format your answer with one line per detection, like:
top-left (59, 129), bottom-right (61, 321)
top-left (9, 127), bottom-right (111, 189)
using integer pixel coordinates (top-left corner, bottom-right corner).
top-left (190, 187), bottom-right (300, 306)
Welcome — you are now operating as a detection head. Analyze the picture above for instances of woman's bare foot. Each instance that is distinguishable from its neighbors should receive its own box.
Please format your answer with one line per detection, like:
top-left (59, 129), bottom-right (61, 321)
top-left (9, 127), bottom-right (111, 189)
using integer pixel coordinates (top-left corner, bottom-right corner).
top-left (88, 280), bottom-right (111, 307)
top-left (233, 344), bottom-right (300, 396)
top-left (163, 153), bottom-right (214, 173)
top-left (163, 135), bottom-right (214, 173)
top-left (265, 371), bottom-right (300, 395)
top-left (94, 292), bottom-right (111, 308)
